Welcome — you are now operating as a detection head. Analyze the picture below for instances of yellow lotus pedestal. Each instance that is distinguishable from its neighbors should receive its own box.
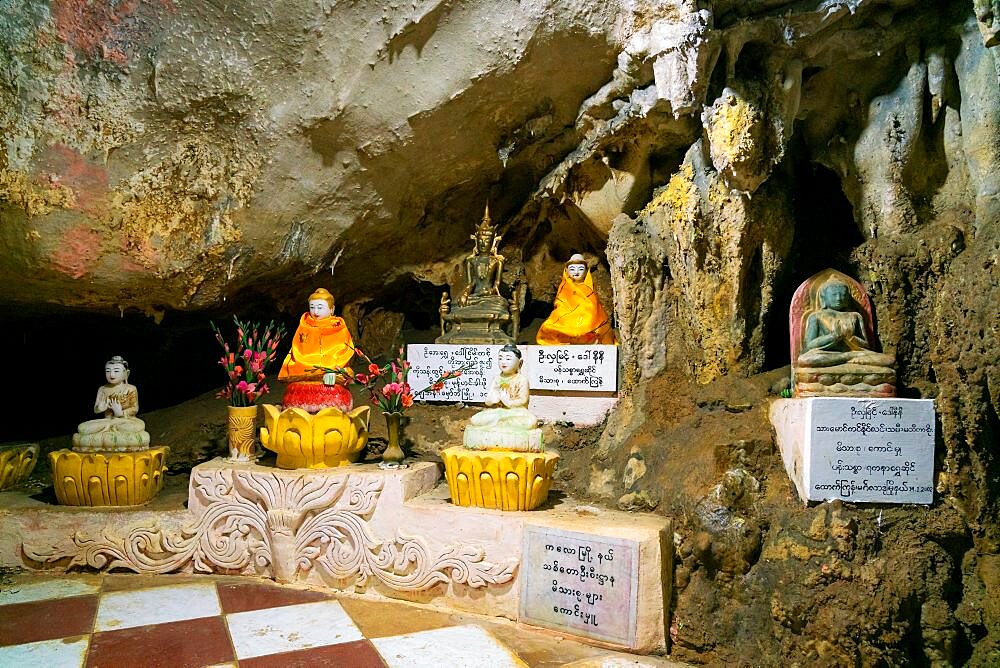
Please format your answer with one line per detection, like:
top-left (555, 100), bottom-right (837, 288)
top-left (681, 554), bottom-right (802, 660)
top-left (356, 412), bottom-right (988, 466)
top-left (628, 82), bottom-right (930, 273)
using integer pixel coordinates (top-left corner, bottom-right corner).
top-left (50, 447), bottom-right (169, 507)
top-left (0, 443), bottom-right (40, 491)
top-left (441, 446), bottom-right (559, 511)
top-left (260, 404), bottom-right (370, 469)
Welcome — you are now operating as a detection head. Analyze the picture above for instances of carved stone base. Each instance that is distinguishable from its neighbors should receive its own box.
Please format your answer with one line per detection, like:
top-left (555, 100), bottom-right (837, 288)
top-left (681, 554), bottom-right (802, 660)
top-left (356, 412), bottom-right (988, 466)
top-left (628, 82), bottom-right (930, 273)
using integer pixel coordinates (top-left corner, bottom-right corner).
top-left (11, 458), bottom-right (671, 653)
top-left (441, 447), bottom-right (558, 511)
top-left (436, 319), bottom-right (514, 345)
top-left (50, 447), bottom-right (169, 506)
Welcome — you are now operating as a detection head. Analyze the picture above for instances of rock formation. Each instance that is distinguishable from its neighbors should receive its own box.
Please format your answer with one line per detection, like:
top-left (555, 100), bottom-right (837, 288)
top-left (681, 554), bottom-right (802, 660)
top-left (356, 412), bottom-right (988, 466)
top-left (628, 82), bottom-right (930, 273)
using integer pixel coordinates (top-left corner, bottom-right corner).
top-left (2, 0), bottom-right (1000, 663)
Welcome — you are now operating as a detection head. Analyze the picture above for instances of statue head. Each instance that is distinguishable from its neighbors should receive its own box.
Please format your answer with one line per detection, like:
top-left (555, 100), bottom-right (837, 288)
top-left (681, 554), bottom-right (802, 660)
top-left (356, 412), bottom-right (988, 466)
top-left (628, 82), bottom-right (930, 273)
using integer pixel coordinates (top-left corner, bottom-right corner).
top-left (497, 344), bottom-right (522, 374)
top-left (105, 356), bottom-right (130, 385)
top-left (565, 254), bottom-right (588, 282)
top-left (308, 288), bottom-right (335, 319)
top-left (473, 204), bottom-right (498, 255)
top-left (818, 278), bottom-right (852, 311)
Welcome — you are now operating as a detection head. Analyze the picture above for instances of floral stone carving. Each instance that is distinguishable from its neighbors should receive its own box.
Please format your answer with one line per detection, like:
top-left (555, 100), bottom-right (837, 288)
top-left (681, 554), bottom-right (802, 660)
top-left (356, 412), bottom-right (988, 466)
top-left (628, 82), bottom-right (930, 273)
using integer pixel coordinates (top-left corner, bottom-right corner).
top-left (23, 463), bottom-right (517, 592)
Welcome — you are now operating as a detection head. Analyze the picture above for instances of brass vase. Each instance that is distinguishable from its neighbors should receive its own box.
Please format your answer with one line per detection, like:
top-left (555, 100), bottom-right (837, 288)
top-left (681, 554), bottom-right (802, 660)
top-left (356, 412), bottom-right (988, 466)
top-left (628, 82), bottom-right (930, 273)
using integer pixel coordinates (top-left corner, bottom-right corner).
top-left (381, 411), bottom-right (406, 467)
top-left (227, 404), bottom-right (259, 463)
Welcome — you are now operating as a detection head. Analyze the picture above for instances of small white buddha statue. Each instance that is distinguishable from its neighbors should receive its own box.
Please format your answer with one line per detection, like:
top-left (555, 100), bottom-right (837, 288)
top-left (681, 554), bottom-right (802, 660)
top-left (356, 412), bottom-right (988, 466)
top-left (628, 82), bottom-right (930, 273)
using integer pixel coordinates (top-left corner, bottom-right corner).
top-left (464, 345), bottom-right (543, 452)
top-left (73, 356), bottom-right (151, 452)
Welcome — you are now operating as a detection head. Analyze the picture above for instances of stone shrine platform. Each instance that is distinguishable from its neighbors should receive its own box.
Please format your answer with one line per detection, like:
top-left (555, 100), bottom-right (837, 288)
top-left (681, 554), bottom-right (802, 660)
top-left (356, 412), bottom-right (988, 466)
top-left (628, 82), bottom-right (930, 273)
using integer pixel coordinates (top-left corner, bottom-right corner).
top-left (2, 459), bottom-right (672, 653)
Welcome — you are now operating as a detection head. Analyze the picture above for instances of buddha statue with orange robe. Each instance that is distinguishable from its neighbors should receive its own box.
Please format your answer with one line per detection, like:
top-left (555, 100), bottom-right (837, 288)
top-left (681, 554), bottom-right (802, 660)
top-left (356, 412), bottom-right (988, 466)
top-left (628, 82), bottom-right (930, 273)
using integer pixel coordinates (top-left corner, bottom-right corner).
top-left (279, 288), bottom-right (355, 412)
top-left (536, 254), bottom-right (616, 346)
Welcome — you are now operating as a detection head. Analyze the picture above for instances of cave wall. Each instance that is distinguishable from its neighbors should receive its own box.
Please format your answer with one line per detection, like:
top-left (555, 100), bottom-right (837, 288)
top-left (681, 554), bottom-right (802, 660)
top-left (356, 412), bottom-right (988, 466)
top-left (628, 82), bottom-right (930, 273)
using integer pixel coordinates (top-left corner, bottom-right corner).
top-left (3, 0), bottom-right (1000, 664)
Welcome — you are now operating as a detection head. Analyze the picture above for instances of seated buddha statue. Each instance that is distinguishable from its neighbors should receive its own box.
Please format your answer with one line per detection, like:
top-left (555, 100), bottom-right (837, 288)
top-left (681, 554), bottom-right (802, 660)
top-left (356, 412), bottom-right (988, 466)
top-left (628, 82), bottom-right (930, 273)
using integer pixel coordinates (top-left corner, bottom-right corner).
top-left (279, 288), bottom-right (354, 412)
top-left (437, 206), bottom-right (519, 345)
top-left (792, 270), bottom-right (896, 397)
top-left (73, 356), bottom-right (151, 452)
top-left (536, 254), bottom-right (616, 345)
top-left (464, 345), bottom-right (543, 452)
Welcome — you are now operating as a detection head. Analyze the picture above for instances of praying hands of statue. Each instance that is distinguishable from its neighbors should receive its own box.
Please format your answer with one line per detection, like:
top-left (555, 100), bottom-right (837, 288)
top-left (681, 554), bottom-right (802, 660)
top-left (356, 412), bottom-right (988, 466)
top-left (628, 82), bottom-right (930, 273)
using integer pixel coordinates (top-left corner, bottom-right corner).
top-left (108, 398), bottom-right (125, 418)
top-left (499, 382), bottom-right (524, 407)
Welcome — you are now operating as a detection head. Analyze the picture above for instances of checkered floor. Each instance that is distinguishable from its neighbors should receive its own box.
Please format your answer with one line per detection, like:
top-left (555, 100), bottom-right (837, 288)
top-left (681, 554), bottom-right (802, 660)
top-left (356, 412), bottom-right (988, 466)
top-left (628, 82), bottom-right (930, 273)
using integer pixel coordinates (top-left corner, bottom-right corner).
top-left (0, 574), bottom-right (534, 667)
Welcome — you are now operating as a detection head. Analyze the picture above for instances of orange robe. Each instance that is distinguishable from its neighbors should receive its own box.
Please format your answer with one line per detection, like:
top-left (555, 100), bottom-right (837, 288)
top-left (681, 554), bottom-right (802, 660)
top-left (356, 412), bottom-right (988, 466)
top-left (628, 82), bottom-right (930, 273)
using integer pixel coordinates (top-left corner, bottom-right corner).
top-left (278, 313), bottom-right (355, 381)
top-left (536, 270), bottom-right (616, 345)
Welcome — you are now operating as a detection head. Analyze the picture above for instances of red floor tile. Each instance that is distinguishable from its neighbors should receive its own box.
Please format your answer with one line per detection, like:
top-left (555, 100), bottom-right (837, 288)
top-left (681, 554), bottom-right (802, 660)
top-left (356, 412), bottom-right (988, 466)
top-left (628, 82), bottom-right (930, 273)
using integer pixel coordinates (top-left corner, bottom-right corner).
top-left (238, 639), bottom-right (387, 668)
top-left (216, 581), bottom-right (332, 614)
top-left (0, 595), bottom-right (98, 646)
top-left (86, 616), bottom-right (234, 668)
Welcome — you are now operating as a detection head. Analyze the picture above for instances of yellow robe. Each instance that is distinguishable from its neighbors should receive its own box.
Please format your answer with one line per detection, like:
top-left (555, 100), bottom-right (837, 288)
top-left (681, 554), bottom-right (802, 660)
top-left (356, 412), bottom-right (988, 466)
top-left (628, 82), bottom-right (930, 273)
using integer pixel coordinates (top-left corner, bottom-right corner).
top-left (279, 313), bottom-right (355, 381)
top-left (536, 270), bottom-right (616, 345)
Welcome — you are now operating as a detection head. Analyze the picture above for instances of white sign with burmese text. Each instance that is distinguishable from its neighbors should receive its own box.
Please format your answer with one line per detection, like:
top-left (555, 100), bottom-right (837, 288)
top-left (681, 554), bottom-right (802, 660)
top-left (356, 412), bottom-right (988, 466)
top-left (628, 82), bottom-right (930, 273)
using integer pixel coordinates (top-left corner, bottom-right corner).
top-left (407, 344), bottom-right (618, 402)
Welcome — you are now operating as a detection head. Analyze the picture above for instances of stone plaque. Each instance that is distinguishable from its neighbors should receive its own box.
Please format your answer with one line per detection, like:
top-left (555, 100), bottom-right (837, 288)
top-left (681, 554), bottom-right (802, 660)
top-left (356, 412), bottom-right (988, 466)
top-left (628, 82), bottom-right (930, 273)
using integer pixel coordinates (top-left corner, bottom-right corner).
top-left (406, 344), bottom-right (502, 403)
top-left (809, 398), bottom-right (935, 503)
top-left (527, 345), bottom-right (618, 392)
top-left (520, 525), bottom-right (639, 647)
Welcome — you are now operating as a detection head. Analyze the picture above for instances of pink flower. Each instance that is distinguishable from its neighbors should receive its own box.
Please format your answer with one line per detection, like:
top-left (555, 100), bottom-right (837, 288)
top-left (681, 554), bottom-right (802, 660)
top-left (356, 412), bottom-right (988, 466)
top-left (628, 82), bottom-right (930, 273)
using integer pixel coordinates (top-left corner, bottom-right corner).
top-left (453, 370), bottom-right (462, 378)
top-left (355, 373), bottom-right (369, 384)
top-left (401, 383), bottom-right (411, 395)
top-left (236, 380), bottom-right (249, 392)
top-left (403, 360), bottom-right (411, 370)
top-left (382, 382), bottom-right (401, 398)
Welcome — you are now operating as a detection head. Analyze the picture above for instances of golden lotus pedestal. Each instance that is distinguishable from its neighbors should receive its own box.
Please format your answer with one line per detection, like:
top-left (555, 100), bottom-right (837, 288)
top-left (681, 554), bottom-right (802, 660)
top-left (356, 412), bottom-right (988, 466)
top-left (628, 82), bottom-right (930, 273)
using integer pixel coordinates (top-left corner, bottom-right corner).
top-left (260, 404), bottom-right (370, 469)
top-left (441, 446), bottom-right (559, 511)
top-left (49, 447), bottom-right (169, 507)
top-left (0, 443), bottom-right (40, 491)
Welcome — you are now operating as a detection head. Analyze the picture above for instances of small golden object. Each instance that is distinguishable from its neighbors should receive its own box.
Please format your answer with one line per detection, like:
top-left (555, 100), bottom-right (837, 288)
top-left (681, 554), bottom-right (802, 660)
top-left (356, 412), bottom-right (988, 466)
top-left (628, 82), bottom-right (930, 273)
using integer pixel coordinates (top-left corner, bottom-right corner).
top-left (0, 443), bottom-right (39, 491)
top-left (441, 446), bottom-right (558, 511)
top-left (260, 404), bottom-right (370, 469)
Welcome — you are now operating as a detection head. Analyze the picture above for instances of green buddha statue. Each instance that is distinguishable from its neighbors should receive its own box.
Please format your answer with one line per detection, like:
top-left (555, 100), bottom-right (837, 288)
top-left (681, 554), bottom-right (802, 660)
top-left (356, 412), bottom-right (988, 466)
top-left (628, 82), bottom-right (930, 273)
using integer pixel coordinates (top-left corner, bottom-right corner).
top-left (792, 271), bottom-right (896, 397)
top-left (437, 206), bottom-right (519, 345)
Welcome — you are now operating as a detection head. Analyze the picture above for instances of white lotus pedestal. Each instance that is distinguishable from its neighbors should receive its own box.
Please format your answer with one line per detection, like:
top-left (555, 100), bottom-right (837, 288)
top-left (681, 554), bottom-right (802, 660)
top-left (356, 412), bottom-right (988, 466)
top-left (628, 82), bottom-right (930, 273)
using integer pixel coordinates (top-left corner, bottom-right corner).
top-left (12, 459), bottom-right (672, 653)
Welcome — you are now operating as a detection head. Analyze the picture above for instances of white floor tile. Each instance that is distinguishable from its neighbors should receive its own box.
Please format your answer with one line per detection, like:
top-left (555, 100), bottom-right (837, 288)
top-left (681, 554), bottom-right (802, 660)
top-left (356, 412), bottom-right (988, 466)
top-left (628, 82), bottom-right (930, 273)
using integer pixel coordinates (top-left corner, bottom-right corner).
top-left (0, 578), bottom-right (100, 605)
top-left (94, 582), bottom-right (221, 631)
top-left (225, 599), bottom-right (363, 659)
top-left (372, 625), bottom-right (527, 668)
top-left (0, 636), bottom-right (89, 667)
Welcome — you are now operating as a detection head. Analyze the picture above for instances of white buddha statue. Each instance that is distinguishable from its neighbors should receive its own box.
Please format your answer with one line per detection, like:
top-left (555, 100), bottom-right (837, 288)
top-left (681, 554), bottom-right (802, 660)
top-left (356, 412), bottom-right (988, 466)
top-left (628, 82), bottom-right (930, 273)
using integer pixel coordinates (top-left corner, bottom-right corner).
top-left (464, 345), bottom-right (543, 452)
top-left (73, 356), bottom-right (151, 452)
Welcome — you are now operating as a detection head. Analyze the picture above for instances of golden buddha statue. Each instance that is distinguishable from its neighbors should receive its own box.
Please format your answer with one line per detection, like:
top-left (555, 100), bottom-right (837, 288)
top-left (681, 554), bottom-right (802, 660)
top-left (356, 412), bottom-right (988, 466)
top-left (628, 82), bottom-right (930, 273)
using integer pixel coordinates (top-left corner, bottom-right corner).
top-left (791, 270), bottom-right (896, 397)
top-left (536, 253), bottom-right (616, 345)
top-left (73, 356), bottom-right (151, 452)
top-left (437, 206), bottom-right (519, 345)
top-left (279, 288), bottom-right (355, 382)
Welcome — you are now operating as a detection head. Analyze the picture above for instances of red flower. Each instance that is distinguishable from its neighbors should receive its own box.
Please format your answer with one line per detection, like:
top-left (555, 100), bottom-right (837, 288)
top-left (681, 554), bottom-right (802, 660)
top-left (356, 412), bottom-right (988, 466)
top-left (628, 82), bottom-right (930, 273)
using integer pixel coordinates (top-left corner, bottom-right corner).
top-left (431, 382), bottom-right (445, 392)
top-left (368, 363), bottom-right (380, 375)
top-left (453, 370), bottom-right (462, 377)
top-left (401, 393), bottom-right (413, 408)
top-left (355, 373), bottom-right (369, 384)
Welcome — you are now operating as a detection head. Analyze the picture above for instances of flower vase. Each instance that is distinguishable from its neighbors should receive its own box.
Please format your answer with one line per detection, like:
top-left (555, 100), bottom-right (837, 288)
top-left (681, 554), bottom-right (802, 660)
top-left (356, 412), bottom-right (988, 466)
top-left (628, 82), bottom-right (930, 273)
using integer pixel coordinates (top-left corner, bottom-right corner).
top-left (227, 405), bottom-right (259, 463)
top-left (381, 411), bottom-right (406, 468)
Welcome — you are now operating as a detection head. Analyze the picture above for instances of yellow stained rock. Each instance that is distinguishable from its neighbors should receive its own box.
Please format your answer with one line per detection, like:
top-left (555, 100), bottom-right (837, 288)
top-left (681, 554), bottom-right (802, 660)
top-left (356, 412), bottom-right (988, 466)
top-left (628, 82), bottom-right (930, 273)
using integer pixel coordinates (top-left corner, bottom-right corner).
top-left (260, 404), bottom-right (370, 469)
top-left (50, 447), bottom-right (169, 507)
top-left (0, 443), bottom-right (39, 491)
top-left (441, 446), bottom-right (559, 511)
